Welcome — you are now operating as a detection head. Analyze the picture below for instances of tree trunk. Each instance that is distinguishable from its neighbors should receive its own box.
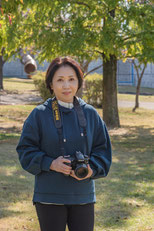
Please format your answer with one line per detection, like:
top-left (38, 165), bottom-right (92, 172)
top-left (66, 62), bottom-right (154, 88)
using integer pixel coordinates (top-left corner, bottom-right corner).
top-left (102, 54), bottom-right (120, 128)
top-left (132, 63), bottom-right (146, 112)
top-left (132, 78), bottom-right (141, 112)
top-left (0, 55), bottom-right (4, 90)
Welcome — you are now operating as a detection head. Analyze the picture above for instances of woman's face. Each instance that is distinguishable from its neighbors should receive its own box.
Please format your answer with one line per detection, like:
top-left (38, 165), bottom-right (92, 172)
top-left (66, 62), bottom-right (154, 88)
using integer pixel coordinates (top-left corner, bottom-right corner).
top-left (50, 65), bottom-right (79, 103)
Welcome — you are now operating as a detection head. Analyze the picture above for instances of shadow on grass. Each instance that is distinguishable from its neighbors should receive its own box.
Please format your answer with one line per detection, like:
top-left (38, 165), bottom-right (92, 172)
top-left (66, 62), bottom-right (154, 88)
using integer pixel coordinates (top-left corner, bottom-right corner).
top-left (95, 125), bottom-right (154, 229)
top-left (0, 209), bottom-right (22, 219)
top-left (4, 77), bottom-right (34, 85)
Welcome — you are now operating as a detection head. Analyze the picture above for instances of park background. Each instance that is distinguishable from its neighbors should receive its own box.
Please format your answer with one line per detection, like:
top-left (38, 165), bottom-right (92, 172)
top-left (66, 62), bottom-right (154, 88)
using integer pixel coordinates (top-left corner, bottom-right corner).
top-left (0, 0), bottom-right (154, 231)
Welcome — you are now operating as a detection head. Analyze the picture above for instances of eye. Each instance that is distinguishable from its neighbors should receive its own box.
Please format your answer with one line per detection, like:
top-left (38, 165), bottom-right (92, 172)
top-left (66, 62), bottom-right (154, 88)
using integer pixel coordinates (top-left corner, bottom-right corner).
top-left (69, 77), bottom-right (75, 81)
top-left (57, 78), bottom-right (63, 82)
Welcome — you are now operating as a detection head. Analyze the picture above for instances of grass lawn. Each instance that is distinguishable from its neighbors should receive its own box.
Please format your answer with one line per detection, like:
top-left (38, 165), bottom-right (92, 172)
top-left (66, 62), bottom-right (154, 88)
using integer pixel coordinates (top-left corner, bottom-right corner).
top-left (117, 85), bottom-right (154, 103)
top-left (0, 104), bottom-right (154, 231)
top-left (117, 93), bottom-right (154, 103)
top-left (118, 85), bottom-right (154, 95)
top-left (3, 77), bottom-right (36, 94)
top-left (0, 105), bottom-right (35, 140)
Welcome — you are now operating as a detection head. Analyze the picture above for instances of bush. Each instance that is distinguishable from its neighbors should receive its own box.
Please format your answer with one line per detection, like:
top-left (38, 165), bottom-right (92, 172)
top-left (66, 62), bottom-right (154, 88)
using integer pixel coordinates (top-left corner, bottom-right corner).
top-left (32, 71), bottom-right (53, 101)
top-left (83, 73), bottom-right (103, 108)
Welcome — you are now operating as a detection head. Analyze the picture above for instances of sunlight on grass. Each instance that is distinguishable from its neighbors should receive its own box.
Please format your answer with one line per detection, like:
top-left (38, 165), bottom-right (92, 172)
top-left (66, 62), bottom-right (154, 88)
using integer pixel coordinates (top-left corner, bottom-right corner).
top-left (0, 201), bottom-right (39, 231)
top-left (0, 105), bottom-right (35, 139)
top-left (0, 133), bottom-right (20, 141)
top-left (118, 93), bottom-right (154, 102)
top-left (119, 108), bottom-right (154, 128)
top-left (0, 166), bottom-right (17, 176)
top-left (3, 77), bottom-right (36, 94)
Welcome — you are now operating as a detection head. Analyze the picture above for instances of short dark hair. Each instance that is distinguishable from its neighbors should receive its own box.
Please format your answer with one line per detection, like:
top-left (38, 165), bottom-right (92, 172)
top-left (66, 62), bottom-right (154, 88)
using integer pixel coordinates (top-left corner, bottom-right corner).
top-left (45, 56), bottom-right (84, 95)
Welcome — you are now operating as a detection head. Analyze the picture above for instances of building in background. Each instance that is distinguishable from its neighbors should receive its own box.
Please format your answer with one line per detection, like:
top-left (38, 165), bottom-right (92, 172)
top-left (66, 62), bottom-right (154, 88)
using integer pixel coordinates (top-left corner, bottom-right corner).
top-left (3, 59), bottom-right (154, 88)
top-left (88, 59), bottom-right (154, 88)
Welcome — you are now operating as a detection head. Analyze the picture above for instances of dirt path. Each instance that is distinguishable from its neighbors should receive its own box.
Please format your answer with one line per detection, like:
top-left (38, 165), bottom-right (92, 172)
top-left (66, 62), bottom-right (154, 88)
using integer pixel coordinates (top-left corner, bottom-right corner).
top-left (0, 92), bottom-right (42, 105)
top-left (118, 100), bottom-right (154, 110)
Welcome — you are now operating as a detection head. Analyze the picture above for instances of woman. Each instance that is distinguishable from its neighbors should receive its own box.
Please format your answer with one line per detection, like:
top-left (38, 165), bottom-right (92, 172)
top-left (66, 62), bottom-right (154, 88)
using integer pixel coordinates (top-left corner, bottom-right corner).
top-left (16, 56), bottom-right (112, 231)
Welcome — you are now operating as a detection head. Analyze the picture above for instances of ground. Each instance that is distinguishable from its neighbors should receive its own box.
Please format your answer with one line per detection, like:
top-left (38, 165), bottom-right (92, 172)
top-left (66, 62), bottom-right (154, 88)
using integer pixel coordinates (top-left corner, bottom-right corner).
top-left (0, 91), bottom-right (42, 105)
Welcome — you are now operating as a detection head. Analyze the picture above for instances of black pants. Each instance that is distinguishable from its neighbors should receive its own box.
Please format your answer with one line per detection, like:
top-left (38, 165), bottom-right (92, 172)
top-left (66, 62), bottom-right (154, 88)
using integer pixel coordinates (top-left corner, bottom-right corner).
top-left (35, 202), bottom-right (94, 231)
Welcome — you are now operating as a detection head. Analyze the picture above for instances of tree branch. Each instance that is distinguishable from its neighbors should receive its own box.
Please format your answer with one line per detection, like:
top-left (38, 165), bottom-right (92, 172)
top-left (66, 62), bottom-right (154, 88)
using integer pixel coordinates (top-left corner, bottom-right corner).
top-left (1, 48), bottom-right (6, 64)
top-left (94, 49), bottom-right (103, 55)
top-left (69, 1), bottom-right (91, 9)
top-left (84, 64), bottom-right (103, 78)
top-left (124, 56), bottom-right (134, 59)
top-left (140, 63), bottom-right (147, 79)
top-left (133, 60), bottom-right (147, 81)
top-left (123, 30), bottom-right (153, 41)
top-left (132, 60), bottom-right (140, 80)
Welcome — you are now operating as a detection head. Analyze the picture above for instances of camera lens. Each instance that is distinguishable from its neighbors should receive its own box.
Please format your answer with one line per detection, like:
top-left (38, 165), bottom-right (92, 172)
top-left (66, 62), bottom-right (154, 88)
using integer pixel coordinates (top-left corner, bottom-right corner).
top-left (75, 164), bottom-right (88, 178)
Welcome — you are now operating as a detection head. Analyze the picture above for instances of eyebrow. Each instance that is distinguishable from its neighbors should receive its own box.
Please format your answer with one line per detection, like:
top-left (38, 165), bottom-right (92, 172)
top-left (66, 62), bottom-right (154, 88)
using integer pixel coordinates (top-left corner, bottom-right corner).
top-left (57, 75), bottom-right (74, 78)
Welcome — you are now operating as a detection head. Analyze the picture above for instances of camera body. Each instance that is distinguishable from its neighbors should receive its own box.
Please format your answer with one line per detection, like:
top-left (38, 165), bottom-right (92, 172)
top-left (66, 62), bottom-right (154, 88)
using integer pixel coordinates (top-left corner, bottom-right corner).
top-left (64, 151), bottom-right (89, 178)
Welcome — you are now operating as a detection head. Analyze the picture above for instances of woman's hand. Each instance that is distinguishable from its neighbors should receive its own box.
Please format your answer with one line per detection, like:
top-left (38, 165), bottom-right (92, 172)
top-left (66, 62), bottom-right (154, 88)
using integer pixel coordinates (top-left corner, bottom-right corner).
top-left (50, 156), bottom-right (72, 175)
top-left (70, 165), bottom-right (93, 181)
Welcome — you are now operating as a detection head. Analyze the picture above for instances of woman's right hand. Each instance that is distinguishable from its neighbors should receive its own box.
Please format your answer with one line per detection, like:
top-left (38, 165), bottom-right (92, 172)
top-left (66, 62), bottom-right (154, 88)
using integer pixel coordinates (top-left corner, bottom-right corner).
top-left (50, 156), bottom-right (72, 175)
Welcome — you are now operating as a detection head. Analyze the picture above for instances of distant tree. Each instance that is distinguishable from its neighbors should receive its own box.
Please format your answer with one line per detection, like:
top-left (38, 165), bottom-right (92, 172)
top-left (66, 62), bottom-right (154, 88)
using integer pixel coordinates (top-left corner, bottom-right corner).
top-left (0, 48), bottom-right (5, 89)
top-left (0, 2), bottom-right (21, 90)
top-left (132, 60), bottom-right (147, 112)
top-left (0, 0), bottom-right (37, 90)
top-left (123, 0), bottom-right (154, 111)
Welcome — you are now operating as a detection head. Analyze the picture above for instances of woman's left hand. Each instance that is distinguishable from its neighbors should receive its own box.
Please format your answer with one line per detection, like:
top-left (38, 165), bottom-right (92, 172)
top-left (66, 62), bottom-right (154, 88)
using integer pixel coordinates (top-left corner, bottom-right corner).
top-left (70, 165), bottom-right (93, 181)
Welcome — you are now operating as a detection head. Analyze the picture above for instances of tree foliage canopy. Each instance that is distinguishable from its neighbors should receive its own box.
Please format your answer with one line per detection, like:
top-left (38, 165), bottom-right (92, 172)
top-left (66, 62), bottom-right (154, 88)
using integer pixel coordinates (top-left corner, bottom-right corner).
top-left (0, 0), bottom-right (153, 63)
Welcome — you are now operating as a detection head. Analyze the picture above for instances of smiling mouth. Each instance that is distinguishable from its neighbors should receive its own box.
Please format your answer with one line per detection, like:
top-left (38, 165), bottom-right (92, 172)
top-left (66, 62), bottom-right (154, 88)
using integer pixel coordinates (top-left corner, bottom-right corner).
top-left (63, 92), bottom-right (71, 95)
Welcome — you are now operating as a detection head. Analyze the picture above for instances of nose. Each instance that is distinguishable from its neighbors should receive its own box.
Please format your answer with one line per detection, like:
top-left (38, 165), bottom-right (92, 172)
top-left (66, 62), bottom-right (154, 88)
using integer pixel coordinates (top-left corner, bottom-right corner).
top-left (63, 80), bottom-right (70, 88)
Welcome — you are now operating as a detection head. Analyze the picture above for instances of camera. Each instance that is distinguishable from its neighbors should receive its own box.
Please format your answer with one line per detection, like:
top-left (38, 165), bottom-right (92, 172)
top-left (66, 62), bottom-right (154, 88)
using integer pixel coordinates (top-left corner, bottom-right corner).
top-left (64, 151), bottom-right (89, 178)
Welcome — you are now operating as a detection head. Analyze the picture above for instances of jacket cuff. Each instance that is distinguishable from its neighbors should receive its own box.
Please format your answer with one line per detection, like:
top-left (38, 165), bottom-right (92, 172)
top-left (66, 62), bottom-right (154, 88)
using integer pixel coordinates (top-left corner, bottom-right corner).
top-left (90, 168), bottom-right (97, 179)
top-left (41, 156), bottom-right (54, 172)
top-left (89, 162), bottom-right (97, 178)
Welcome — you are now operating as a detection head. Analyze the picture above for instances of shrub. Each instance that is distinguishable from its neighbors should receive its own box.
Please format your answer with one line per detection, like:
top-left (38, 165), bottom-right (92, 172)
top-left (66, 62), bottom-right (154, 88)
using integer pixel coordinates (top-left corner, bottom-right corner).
top-left (83, 73), bottom-right (103, 108)
top-left (32, 71), bottom-right (53, 101)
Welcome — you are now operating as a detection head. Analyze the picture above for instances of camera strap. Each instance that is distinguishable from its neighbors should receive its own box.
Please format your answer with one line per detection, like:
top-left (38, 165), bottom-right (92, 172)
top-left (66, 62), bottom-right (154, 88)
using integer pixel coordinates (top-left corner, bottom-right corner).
top-left (73, 97), bottom-right (89, 155)
top-left (51, 97), bottom-right (89, 156)
top-left (52, 99), bottom-right (65, 156)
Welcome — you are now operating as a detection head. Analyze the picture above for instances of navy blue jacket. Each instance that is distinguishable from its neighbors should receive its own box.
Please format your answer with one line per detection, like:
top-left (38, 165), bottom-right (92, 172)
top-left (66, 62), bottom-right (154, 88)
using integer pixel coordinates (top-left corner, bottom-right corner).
top-left (16, 98), bottom-right (112, 204)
